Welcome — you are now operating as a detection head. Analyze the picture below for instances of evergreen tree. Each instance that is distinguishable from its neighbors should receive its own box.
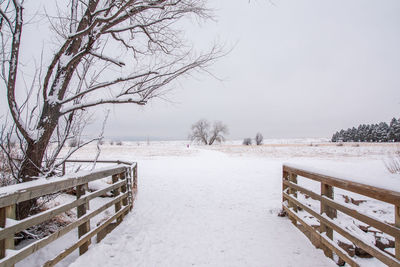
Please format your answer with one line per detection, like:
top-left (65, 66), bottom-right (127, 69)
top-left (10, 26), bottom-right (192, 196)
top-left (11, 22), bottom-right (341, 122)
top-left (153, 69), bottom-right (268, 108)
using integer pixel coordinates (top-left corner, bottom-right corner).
top-left (388, 118), bottom-right (397, 141)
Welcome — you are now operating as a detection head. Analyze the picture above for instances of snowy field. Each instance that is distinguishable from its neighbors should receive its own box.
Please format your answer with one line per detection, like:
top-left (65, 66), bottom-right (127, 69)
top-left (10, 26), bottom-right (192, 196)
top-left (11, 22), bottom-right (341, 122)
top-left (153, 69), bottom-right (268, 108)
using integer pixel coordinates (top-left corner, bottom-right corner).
top-left (18, 139), bottom-right (400, 266)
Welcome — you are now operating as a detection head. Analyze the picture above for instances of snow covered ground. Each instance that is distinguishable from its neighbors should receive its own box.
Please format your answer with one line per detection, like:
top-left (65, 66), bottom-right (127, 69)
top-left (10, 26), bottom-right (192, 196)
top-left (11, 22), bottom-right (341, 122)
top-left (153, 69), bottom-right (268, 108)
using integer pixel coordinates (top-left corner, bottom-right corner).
top-left (17, 139), bottom-right (400, 266)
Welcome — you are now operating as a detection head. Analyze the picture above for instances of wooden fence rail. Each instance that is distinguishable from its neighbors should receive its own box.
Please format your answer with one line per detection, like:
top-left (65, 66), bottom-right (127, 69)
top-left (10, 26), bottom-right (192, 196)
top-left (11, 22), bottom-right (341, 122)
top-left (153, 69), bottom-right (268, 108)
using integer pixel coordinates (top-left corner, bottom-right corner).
top-left (0, 160), bottom-right (137, 267)
top-left (282, 164), bottom-right (400, 267)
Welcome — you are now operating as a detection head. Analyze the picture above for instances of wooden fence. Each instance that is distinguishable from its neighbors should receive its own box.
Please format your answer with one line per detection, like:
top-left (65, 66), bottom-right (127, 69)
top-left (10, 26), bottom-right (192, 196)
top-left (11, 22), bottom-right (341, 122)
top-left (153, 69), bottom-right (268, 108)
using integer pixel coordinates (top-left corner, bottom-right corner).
top-left (0, 160), bottom-right (137, 267)
top-left (282, 164), bottom-right (400, 267)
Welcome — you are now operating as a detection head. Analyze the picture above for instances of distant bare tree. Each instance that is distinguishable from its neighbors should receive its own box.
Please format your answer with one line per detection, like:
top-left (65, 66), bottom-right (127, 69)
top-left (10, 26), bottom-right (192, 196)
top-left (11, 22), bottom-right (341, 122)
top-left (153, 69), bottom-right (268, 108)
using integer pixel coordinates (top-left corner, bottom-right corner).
top-left (0, 0), bottom-right (221, 219)
top-left (189, 119), bottom-right (228, 145)
top-left (208, 121), bottom-right (228, 145)
top-left (189, 119), bottom-right (210, 145)
top-left (243, 138), bottom-right (252, 146)
top-left (255, 133), bottom-right (263, 145)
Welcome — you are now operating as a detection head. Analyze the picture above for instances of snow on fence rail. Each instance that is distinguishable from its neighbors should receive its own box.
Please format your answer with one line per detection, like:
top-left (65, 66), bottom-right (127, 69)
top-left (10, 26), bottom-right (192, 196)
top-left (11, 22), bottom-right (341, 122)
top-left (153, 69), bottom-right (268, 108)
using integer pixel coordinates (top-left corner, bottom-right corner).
top-left (0, 160), bottom-right (138, 267)
top-left (282, 164), bottom-right (400, 267)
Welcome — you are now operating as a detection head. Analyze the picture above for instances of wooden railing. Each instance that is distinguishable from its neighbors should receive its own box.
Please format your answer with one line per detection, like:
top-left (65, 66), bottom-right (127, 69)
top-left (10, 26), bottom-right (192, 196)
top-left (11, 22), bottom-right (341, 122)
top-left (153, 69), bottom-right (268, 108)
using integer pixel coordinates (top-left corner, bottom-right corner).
top-left (0, 160), bottom-right (137, 267)
top-left (282, 164), bottom-right (400, 267)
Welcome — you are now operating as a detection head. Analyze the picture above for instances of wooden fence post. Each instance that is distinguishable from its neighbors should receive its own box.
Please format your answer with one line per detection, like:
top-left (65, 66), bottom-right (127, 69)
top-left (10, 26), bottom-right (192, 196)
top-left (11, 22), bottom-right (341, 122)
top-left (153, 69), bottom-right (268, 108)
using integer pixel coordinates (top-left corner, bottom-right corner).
top-left (282, 170), bottom-right (289, 204)
top-left (112, 174), bottom-right (122, 224)
top-left (0, 205), bottom-right (16, 260)
top-left (120, 172), bottom-right (129, 216)
top-left (76, 184), bottom-right (90, 255)
top-left (5, 205), bottom-right (15, 250)
top-left (62, 162), bottom-right (66, 176)
top-left (133, 165), bottom-right (138, 193)
top-left (0, 207), bottom-right (6, 259)
top-left (320, 182), bottom-right (337, 259)
top-left (395, 204), bottom-right (400, 260)
top-left (288, 172), bottom-right (298, 224)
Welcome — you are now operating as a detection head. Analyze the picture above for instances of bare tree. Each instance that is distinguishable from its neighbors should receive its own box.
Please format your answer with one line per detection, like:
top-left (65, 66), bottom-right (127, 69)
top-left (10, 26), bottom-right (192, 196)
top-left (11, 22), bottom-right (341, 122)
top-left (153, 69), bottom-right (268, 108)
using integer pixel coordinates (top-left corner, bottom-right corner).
top-left (255, 132), bottom-right (263, 145)
top-left (208, 121), bottom-right (228, 145)
top-left (0, 0), bottom-right (221, 219)
top-left (189, 119), bottom-right (209, 145)
top-left (243, 138), bottom-right (252, 146)
top-left (189, 119), bottom-right (228, 145)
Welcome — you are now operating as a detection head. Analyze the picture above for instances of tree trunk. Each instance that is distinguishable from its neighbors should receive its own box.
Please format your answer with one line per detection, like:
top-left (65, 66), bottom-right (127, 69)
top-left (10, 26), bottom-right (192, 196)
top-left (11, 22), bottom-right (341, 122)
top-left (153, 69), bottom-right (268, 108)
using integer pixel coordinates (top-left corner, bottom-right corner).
top-left (16, 141), bottom-right (46, 219)
top-left (16, 120), bottom-right (57, 220)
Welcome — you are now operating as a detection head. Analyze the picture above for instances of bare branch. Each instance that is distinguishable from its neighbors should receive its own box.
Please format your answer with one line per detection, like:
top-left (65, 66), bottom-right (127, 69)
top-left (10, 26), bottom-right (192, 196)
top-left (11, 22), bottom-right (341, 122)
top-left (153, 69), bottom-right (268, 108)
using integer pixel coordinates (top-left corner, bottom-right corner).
top-left (88, 51), bottom-right (125, 67)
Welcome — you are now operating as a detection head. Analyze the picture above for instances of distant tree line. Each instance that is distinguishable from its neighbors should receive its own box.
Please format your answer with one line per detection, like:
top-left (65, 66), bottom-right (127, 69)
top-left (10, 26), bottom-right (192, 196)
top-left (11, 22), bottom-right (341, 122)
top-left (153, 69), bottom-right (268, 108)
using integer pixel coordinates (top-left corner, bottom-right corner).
top-left (331, 118), bottom-right (400, 142)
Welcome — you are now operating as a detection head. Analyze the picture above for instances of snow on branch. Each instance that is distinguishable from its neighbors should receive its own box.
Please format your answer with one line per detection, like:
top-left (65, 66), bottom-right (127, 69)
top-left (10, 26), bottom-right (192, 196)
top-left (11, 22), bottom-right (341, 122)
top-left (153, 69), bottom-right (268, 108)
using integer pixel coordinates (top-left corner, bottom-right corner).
top-left (88, 51), bottom-right (125, 67)
top-left (60, 98), bottom-right (147, 115)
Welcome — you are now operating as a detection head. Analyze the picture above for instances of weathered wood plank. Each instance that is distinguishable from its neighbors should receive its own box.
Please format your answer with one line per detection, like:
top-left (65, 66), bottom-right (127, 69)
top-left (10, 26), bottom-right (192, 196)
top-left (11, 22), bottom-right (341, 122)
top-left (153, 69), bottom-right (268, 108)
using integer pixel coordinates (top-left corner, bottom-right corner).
top-left (0, 166), bottom-right (127, 208)
top-left (283, 180), bottom-right (400, 239)
top-left (0, 193), bottom-right (128, 267)
top-left (43, 205), bottom-right (130, 267)
top-left (283, 205), bottom-right (360, 267)
top-left (283, 165), bottom-right (400, 205)
top-left (283, 192), bottom-right (400, 266)
top-left (66, 160), bottom-right (135, 166)
top-left (0, 180), bottom-right (125, 240)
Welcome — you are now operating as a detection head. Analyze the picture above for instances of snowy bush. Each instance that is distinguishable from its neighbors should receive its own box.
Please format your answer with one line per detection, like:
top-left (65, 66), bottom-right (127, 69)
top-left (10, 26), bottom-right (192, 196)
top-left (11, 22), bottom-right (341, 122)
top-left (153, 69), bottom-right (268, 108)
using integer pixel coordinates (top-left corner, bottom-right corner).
top-left (255, 133), bottom-right (263, 145)
top-left (68, 138), bottom-right (79, 147)
top-left (243, 138), bottom-right (252, 146)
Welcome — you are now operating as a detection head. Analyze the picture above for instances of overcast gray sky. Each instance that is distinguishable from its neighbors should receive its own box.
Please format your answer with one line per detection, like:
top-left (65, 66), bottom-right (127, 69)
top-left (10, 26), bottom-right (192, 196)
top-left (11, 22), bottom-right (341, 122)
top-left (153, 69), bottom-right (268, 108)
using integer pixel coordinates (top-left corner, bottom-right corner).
top-left (89, 0), bottom-right (400, 141)
top-left (3, 0), bottom-right (400, 141)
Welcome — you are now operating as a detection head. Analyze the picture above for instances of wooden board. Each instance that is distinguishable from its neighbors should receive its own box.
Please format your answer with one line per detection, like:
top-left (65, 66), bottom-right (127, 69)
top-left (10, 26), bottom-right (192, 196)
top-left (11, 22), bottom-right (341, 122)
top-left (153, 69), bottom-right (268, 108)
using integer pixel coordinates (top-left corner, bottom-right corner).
top-left (283, 205), bottom-right (360, 267)
top-left (283, 165), bottom-right (400, 205)
top-left (0, 193), bottom-right (128, 267)
top-left (0, 180), bottom-right (125, 240)
top-left (0, 166), bottom-right (127, 208)
top-left (283, 192), bottom-right (400, 266)
top-left (43, 205), bottom-right (130, 267)
top-left (283, 180), bottom-right (400, 239)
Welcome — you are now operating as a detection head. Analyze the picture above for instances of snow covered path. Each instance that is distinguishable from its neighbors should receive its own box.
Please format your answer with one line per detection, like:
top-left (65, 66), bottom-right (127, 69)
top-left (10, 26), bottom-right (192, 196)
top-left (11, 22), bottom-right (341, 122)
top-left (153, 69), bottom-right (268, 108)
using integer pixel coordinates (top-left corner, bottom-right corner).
top-left (70, 149), bottom-right (335, 266)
